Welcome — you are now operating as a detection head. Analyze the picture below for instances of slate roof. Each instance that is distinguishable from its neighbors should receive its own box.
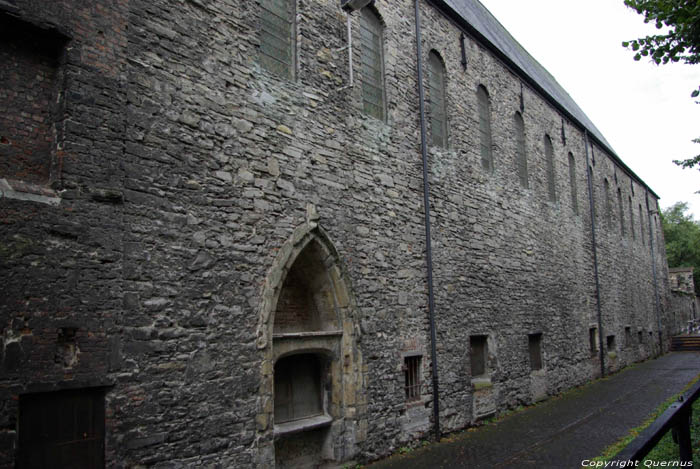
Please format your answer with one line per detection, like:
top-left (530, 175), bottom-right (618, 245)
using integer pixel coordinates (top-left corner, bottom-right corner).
top-left (429, 0), bottom-right (658, 197)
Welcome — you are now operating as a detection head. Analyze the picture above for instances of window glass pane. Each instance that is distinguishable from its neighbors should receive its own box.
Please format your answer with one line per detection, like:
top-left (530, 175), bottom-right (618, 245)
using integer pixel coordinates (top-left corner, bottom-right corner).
top-left (514, 113), bottom-right (528, 187)
top-left (545, 135), bottom-right (556, 201)
top-left (260, 0), bottom-right (294, 79)
top-left (428, 52), bottom-right (447, 148)
top-left (604, 179), bottom-right (612, 225)
top-left (568, 153), bottom-right (578, 214)
top-left (477, 86), bottom-right (492, 172)
top-left (360, 9), bottom-right (384, 120)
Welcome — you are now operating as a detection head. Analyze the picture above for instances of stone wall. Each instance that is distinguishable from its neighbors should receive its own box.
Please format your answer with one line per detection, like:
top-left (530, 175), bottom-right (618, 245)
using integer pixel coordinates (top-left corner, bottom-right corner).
top-left (0, 0), bottom-right (671, 467)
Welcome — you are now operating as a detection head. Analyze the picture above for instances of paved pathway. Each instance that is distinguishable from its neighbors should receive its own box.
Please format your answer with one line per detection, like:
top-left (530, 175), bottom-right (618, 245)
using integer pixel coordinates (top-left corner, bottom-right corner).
top-left (367, 352), bottom-right (700, 469)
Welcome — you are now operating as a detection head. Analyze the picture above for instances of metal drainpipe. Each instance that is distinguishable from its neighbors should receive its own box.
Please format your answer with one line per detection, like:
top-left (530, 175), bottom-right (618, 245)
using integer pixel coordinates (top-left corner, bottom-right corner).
top-left (414, 0), bottom-right (440, 441)
top-left (646, 193), bottom-right (663, 355)
top-left (584, 131), bottom-right (605, 377)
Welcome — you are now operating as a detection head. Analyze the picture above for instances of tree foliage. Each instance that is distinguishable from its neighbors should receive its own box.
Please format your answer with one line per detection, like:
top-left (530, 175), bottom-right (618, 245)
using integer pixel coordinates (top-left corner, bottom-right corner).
top-left (661, 201), bottom-right (700, 295)
top-left (622, 1), bottom-right (700, 171)
top-left (622, 0), bottom-right (700, 98)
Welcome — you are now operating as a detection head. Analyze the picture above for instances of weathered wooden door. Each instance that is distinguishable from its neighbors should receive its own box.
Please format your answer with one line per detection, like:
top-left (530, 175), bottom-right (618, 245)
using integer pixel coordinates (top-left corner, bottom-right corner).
top-left (18, 388), bottom-right (105, 469)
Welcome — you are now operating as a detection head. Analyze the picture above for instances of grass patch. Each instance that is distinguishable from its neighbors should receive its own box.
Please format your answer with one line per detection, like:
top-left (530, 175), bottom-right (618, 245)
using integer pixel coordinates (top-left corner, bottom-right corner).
top-left (642, 396), bottom-right (700, 465)
top-left (592, 374), bottom-right (700, 463)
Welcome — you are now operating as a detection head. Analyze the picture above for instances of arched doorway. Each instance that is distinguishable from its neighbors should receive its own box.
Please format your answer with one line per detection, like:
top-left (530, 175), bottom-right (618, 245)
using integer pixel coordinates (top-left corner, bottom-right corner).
top-left (255, 220), bottom-right (365, 468)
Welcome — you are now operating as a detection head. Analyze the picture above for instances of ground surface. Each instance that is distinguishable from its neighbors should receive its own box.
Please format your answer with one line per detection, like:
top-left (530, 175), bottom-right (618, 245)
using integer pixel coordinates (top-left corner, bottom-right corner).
top-left (367, 352), bottom-right (700, 469)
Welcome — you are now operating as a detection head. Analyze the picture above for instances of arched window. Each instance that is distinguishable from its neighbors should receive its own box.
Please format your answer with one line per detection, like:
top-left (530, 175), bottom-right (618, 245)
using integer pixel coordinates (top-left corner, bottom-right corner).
top-left (629, 196), bottom-right (636, 240)
top-left (360, 8), bottom-right (385, 120)
top-left (544, 134), bottom-right (556, 201)
top-left (428, 51), bottom-right (447, 148)
top-left (514, 112), bottom-right (528, 187)
top-left (604, 179), bottom-right (612, 226)
top-left (568, 152), bottom-right (578, 214)
top-left (477, 85), bottom-right (493, 172)
top-left (617, 188), bottom-right (625, 236)
top-left (259, 0), bottom-right (296, 79)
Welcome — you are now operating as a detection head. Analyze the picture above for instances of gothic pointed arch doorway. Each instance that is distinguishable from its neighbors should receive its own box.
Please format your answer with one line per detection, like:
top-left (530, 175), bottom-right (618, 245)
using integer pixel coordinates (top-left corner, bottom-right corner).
top-left (255, 217), bottom-right (366, 468)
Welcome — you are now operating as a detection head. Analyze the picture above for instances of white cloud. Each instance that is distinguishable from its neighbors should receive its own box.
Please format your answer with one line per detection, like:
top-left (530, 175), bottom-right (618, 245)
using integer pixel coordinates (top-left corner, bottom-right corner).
top-left (479, 0), bottom-right (700, 219)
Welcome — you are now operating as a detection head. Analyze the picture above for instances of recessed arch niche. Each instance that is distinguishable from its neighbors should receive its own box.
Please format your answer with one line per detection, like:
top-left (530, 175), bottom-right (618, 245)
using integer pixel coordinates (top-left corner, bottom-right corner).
top-left (255, 216), bottom-right (365, 468)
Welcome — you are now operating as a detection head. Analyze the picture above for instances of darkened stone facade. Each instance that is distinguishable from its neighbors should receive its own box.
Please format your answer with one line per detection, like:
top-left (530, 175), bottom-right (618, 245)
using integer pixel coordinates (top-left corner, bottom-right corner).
top-left (0, 0), bottom-right (676, 467)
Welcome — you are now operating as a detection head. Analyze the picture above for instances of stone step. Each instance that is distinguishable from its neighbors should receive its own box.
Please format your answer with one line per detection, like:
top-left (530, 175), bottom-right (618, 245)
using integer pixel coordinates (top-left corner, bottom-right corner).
top-left (670, 336), bottom-right (700, 351)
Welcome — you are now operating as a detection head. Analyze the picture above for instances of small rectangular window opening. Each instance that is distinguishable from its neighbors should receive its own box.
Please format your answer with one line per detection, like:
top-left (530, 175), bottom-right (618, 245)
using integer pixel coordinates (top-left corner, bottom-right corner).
top-left (625, 327), bottom-right (632, 348)
top-left (528, 333), bottom-right (543, 371)
top-left (589, 328), bottom-right (597, 356)
top-left (470, 335), bottom-right (488, 377)
top-left (404, 356), bottom-right (421, 402)
top-left (638, 331), bottom-right (643, 344)
top-left (606, 335), bottom-right (616, 351)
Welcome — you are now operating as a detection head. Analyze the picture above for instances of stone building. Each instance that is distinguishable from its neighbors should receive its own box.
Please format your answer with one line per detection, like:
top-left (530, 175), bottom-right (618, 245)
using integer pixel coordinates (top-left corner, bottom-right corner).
top-left (0, 0), bottom-right (675, 467)
top-left (668, 267), bottom-right (698, 333)
top-left (669, 267), bottom-right (696, 296)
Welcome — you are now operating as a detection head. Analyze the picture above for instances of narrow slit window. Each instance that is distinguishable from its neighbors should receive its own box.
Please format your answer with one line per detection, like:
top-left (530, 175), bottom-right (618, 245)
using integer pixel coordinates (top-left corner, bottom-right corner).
top-left (528, 333), bottom-right (543, 371)
top-left (545, 135), bottom-right (556, 201)
top-left (514, 112), bottom-right (528, 188)
top-left (428, 51), bottom-right (447, 148)
top-left (360, 8), bottom-right (385, 121)
top-left (629, 196), bottom-right (636, 240)
top-left (604, 179), bottom-right (612, 226)
top-left (259, 0), bottom-right (295, 79)
top-left (639, 204), bottom-right (645, 245)
top-left (404, 356), bottom-right (421, 402)
top-left (568, 152), bottom-right (578, 214)
top-left (470, 335), bottom-right (488, 377)
top-left (477, 85), bottom-right (493, 172)
top-left (618, 188), bottom-right (625, 236)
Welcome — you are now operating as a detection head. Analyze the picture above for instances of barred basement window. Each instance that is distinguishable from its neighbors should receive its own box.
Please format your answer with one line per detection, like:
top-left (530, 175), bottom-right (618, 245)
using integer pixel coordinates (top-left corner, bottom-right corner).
top-left (629, 196), bottom-right (636, 240)
top-left (18, 388), bottom-right (106, 469)
top-left (470, 335), bottom-right (488, 377)
top-left (477, 85), bottom-right (493, 172)
top-left (604, 178), bottom-right (612, 226)
top-left (514, 112), bottom-right (528, 188)
top-left (360, 7), bottom-right (385, 121)
top-left (428, 51), bottom-right (447, 148)
top-left (618, 188), bottom-right (625, 236)
top-left (259, 0), bottom-right (295, 79)
top-left (544, 134), bottom-right (556, 201)
top-left (528, 333), bottom-right (543, 371)
top-left (568, 152), bottom-right (578, 214)
top-left (589, 327), bottom-right (597, 356)
top-left (404, 355), bottom-right (421, 402)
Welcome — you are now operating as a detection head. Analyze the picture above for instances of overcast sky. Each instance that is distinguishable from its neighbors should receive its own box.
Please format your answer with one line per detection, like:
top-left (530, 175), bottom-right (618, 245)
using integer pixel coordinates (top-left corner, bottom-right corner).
top-left (478, 0), bottom-right (699, 220)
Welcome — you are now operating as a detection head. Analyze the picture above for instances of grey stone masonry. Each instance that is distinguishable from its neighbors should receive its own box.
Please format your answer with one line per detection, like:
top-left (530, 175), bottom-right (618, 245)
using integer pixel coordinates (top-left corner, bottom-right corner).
top-left (0, 0), bottom-right (675, 467)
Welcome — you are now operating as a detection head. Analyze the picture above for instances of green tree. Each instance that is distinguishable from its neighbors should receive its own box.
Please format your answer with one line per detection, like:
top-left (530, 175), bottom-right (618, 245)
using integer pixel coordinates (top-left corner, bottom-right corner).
top-left (661, 201), bottom-right (700, 295)
top-left (622, 0), bottom-right (700, 171)
top-left (622, 0), bottom-right (700, 96)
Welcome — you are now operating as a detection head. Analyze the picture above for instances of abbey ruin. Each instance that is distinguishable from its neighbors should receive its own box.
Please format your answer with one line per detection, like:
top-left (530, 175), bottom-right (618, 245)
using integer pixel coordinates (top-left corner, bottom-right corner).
top-left (0, 0), bottom-right (687, 467)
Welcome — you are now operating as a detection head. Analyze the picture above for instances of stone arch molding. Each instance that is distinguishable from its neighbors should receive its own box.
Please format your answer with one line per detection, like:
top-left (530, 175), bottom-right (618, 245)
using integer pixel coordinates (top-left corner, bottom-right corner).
top-left (255, 204), bottom-right (366, 468)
